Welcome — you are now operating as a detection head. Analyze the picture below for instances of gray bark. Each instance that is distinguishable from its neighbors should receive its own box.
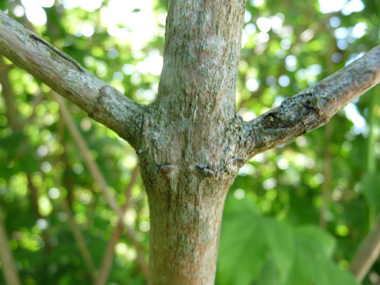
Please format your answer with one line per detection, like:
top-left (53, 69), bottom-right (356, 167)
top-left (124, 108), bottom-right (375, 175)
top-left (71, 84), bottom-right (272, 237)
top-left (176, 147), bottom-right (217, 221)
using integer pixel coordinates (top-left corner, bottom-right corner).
top-left (1, 1), bottom-right (380, 283)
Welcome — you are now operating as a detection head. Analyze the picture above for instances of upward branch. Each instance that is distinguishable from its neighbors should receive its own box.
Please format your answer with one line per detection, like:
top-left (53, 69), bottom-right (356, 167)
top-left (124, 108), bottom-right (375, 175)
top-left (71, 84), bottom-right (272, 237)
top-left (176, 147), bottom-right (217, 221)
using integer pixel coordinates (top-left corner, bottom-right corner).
top-left (238, 45), bottom-right (380, 159)
top-left (0, 10), bottom-right (143, 148)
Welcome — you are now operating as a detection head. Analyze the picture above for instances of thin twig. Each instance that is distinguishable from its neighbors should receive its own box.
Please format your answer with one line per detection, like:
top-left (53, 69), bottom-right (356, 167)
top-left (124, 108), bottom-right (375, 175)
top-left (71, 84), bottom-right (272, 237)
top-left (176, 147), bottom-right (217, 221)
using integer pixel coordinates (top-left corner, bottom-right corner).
top-left (319, 34), bottom-right (335, 229)
top-left (319, 120), bottom-right (333, 229)
top-left (61, 199), bottom-right (97, 281)
top-left (52, 119), bottom-right (96, 279)
top-left (26, 173), bottom-right (53, 254)
top-left (53, 92), bottom-right (149, 280)
top-left (1, 55), bottom-right (54, 256)
top-left (26, 174), bottom-right (41, 218)
top-left (349, 6), bottom-right (380, 280)
top-left (0, 204), bottom-right (21, 285)
top-left (96, 165), bottom-right (140, 285)
top-left (0, 56), bottom-right (22, 130)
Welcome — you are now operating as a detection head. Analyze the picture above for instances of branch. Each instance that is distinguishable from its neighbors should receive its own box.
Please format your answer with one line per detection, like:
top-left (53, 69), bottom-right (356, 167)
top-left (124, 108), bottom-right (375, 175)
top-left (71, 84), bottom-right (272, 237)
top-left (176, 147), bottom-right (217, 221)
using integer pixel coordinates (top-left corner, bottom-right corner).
top-left (0, 204), bottom-right (21, 285)
top-left (0, 10), bottom-right (143, 147)
top-left (53, 92), bottom-right (149, 280)
top-left (349, 216), bottom-right (380, 281)
top-left (240, 45), bottom-right (380, 158)
top-left (96, 219), bottom-right (124, 285)
top-left (61, 199), bottom-right (97, 280)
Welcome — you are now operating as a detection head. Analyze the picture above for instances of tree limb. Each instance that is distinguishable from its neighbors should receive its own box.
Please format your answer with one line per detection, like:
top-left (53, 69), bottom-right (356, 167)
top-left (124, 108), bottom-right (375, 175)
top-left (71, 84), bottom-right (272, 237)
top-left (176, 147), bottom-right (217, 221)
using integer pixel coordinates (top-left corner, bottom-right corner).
top-left (239, 45), bottom-right (380, 158)
top-left (0, 10), bottom-right (143, 147)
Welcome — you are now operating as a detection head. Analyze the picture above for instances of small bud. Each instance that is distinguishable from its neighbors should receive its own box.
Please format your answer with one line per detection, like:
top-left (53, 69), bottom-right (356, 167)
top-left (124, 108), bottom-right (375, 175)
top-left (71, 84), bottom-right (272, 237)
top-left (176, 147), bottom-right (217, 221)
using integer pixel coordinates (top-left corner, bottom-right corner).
top-left (160, 165), bottom-right (176, 174)
top-left (204, 169), bottom-right (215, 178)
top-left (195, 165), bottom-right (215, 178)
top-left (231, 158), bottom-right (245, 168)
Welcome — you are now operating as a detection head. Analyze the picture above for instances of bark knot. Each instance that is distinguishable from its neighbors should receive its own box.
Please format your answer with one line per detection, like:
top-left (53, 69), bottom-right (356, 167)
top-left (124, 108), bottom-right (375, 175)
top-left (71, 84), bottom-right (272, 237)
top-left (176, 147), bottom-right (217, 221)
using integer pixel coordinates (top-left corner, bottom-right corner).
top-left (195, 165), bottom-right (215, 178)
top-left (160, 164), bottom-right (177, 174)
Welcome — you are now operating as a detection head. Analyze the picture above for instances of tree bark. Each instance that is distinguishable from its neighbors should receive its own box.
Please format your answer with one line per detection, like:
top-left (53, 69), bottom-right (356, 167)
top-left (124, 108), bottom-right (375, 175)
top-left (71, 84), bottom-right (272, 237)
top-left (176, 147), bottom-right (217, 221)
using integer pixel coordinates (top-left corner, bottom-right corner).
top-left (2, 2), bottom-right (380, 284)
top-left (137, 1), bottom-right (246, 283)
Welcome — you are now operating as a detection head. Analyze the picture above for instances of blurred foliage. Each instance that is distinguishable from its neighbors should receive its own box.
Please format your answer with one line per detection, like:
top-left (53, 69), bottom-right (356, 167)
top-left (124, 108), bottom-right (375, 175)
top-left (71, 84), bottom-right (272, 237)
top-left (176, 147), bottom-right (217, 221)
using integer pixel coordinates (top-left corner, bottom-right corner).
top-left (0, 0), bottom-right (379, 284)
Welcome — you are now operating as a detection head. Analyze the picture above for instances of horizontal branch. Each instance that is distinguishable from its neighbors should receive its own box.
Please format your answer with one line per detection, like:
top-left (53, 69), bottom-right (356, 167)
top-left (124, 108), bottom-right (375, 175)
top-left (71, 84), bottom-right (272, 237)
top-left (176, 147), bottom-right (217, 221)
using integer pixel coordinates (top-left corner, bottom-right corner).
top-left (240, 45), bottom-right (380, 158)
top-left (0, 11), bottom-right (142, 148)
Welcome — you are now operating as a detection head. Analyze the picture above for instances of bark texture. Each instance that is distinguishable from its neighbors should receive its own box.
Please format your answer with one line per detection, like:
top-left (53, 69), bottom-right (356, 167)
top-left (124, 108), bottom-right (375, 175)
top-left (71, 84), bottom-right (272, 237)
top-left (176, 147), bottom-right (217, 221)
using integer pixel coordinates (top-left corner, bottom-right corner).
top-left (1, 2), bottom-right (380, 284)
top-left (136, 1), bottom-right (246, 283)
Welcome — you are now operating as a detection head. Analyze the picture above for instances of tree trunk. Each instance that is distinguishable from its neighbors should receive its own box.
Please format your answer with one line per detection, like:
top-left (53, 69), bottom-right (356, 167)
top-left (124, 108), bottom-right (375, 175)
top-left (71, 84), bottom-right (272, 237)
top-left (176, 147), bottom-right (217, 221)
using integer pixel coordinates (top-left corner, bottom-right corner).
top-left (137, 0), bottom-right (246, 283)
top-left (145, 174), bottom-right (233, 284)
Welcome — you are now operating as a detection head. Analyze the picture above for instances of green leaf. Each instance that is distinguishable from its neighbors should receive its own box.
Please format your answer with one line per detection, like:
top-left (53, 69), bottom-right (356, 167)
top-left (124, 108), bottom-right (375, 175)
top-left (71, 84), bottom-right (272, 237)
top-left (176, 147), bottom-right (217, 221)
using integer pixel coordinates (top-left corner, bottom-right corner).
top-left (293, 225), bottom-right (336, 258)
top-left (223, 193), bottom-right (260, 217)
top-left (217, 196), bottom-right (294, 285)
top-left (218, 196), bottom-right (358, 285)
top-left (263, 217), bottom-right (294, 282)
top-left (217, 209), bottom-right (267, 285)
top-left (283, 226), bottom-right (358, 285)
top-left (253, 257), bottom-right (282, 285)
